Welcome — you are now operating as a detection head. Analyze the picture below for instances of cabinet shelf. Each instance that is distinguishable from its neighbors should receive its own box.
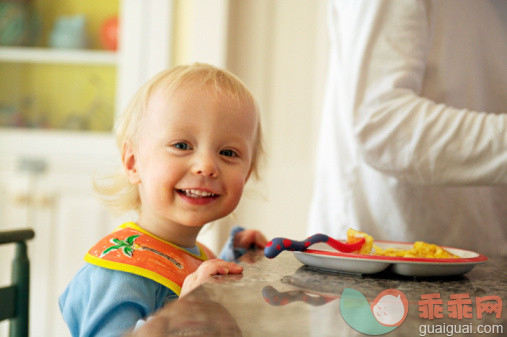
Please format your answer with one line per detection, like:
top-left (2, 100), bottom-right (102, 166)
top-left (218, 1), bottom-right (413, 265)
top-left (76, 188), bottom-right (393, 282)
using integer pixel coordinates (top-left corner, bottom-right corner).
top-left (0, 46), bottom-right (117, 65)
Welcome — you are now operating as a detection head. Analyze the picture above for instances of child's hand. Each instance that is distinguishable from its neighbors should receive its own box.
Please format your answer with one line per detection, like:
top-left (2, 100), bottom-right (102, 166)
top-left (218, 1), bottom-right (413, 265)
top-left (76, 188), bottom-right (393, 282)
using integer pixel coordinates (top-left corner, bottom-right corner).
top-left (180, 259), bottom-right (243, 298)
top-left (234, 229), bottom-right (268, 250)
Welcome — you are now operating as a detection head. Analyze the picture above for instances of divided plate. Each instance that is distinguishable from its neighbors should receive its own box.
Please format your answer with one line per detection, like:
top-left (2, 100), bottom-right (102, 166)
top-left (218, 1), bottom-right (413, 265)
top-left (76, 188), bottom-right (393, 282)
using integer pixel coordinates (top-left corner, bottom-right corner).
top-left (293, 241), bottom-right (488, 277)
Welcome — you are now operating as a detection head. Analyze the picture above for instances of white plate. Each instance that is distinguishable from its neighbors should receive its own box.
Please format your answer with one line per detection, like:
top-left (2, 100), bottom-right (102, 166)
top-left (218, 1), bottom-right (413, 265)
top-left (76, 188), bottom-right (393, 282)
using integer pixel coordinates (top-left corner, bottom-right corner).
top-left (293, 241), bottom-right (488, 277)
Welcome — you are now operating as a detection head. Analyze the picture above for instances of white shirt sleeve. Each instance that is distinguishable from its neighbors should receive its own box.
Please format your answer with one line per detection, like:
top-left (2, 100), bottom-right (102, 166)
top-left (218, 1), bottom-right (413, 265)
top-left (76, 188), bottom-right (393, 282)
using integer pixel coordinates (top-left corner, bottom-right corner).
top-left (337, 0), bottom-right (507, 185)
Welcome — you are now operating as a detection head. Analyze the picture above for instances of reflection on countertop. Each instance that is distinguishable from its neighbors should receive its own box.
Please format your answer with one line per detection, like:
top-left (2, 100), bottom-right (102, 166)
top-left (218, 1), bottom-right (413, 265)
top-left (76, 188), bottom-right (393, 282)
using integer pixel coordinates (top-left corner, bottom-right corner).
top-left (127, 251), bottom-right (506, 337)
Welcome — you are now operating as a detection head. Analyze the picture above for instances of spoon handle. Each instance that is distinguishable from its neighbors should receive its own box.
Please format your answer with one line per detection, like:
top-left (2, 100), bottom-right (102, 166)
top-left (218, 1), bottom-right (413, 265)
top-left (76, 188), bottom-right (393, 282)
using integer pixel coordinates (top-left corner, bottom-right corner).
top-left (264, 233), bottom-right (365, 258)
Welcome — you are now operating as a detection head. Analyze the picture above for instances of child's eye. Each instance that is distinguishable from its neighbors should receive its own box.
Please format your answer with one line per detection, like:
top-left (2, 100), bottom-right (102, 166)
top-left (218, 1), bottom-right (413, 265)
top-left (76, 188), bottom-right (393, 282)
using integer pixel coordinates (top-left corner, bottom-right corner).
top-left (220, 149), bottom-right (237, 157)
top-left (173, 142), bottom-right (191, 150)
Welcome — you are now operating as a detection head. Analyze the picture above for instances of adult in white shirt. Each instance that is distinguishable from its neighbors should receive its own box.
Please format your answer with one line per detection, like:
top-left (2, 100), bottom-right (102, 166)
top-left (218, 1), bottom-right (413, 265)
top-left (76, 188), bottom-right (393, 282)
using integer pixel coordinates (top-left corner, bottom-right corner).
top-left (308, 0), bottom-right (506, 256)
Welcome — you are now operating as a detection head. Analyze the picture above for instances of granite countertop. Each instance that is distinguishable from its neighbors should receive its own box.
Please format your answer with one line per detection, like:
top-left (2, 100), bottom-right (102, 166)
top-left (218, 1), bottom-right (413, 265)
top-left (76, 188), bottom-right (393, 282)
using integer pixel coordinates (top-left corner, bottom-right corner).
top-left (129, 250), bottom-right (506, 337)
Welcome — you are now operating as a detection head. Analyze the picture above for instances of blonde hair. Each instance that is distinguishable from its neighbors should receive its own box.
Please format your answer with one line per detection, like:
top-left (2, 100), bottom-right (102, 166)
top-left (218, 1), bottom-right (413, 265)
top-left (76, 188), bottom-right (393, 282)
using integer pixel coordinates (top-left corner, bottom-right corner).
top-left (94, 63), bottom-right (264, 214)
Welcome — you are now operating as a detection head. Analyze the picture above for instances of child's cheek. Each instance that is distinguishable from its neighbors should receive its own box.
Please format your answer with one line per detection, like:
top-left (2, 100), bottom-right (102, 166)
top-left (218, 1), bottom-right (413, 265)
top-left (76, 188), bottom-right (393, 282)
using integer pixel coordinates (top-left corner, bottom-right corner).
top-left (228, 177), bottom-right (247, 207)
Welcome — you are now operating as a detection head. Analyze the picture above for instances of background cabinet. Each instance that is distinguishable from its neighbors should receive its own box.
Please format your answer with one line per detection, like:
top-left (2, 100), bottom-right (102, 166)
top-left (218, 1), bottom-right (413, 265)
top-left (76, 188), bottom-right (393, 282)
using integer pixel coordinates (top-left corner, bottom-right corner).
top-left (0, 0), bottom-right (173, 131)
top-left (0, 0), bottom-right (175, 336)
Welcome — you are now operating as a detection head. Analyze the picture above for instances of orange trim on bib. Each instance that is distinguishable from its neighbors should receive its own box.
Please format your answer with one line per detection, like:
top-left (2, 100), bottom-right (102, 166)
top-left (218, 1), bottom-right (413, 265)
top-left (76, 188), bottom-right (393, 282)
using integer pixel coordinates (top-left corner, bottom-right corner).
top-left (84, 222), bottom-right (215, 295)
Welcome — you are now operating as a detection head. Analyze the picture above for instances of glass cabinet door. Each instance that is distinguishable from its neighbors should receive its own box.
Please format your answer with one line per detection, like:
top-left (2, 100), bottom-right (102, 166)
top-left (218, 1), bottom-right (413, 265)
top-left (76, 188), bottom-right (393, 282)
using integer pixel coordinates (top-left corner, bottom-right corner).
top-left (0, 0), bottom-right (119, 132)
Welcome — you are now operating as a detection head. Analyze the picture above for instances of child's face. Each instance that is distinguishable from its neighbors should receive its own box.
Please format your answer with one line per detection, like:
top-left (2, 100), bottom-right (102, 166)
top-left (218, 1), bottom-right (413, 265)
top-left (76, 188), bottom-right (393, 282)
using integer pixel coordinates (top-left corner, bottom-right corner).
top-left (125, 83), bottom-right (257, 235)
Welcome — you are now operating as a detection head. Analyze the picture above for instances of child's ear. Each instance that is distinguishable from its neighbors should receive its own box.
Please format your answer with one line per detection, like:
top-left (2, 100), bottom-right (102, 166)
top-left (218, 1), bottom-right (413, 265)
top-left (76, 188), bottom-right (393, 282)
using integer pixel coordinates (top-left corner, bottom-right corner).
top-left (122, 142), bottom-right (141, 184)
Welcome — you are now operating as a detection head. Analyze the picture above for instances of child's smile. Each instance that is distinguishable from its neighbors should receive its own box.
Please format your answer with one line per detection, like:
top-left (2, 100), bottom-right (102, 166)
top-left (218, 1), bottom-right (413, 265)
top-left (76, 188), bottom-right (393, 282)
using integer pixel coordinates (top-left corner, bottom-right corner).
top-left (176, 188), bottom-right (220, 205)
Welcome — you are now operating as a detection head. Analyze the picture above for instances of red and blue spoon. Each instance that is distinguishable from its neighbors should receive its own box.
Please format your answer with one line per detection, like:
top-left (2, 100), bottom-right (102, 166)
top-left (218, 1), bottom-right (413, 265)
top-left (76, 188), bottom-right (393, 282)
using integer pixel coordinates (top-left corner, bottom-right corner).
top-left (264, 233), bottom-right (365, 259)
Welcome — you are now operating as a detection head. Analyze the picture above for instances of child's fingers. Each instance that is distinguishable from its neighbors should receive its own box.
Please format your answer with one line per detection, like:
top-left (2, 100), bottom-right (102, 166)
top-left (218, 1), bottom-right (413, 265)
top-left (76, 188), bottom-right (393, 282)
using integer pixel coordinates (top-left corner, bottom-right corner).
top-left (235, 230), bottom-right (268, 249)
top-left (180, 260), bottom-right (243, 298)
top-left (194, 259), bottom-right (243, 281)
top-left (205, 259), bottom-right (243, 275)
top-left (254, 231), bottom-right (268, 248)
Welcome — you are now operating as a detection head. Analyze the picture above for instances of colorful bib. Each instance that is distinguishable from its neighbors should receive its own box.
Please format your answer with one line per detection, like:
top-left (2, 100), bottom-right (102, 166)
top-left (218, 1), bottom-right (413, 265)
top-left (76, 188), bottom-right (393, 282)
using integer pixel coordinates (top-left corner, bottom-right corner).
top-left (84, 222), bottom-right (215, 295)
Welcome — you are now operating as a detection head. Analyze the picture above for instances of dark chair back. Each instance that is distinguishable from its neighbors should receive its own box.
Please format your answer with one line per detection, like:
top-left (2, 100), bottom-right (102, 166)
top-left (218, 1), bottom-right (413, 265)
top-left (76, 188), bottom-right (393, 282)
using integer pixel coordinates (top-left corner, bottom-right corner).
top-left (0, 229), bottom-right (35, 337)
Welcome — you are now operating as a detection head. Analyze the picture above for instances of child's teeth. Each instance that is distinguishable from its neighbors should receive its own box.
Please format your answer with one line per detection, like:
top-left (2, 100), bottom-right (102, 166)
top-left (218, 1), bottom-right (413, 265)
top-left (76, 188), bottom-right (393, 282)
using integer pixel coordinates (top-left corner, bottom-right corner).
top-left (184, 189), bottom-right (215, 197)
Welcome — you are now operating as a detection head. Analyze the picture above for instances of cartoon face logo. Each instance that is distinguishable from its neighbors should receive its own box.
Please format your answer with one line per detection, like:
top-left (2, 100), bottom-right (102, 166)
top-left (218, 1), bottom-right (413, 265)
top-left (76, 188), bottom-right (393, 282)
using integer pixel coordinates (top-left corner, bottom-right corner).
top-left (371, 290), bottom-right (408, 326)
top-left (340, 288), bottom-right (408, 335)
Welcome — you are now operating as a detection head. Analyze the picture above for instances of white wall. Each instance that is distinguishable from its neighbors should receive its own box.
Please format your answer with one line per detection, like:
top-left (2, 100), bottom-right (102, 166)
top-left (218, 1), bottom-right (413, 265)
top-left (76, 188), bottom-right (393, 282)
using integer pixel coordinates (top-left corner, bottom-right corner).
top-left (226, 0), bottom-right (328, 241)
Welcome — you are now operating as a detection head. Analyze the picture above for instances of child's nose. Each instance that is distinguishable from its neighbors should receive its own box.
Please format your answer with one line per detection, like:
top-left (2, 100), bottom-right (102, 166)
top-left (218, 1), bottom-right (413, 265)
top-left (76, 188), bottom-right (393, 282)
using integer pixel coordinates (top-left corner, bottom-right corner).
top-left (192, 153), bottom-right (219, 178)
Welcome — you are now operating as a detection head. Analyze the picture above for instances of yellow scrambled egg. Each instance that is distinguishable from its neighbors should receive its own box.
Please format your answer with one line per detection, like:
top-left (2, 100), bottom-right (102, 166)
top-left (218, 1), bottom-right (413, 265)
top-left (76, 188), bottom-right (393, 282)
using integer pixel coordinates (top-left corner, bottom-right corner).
top-left (346, 228), bottom-right (374, 254)
top-left (346, 228), bottom-right (460, 258)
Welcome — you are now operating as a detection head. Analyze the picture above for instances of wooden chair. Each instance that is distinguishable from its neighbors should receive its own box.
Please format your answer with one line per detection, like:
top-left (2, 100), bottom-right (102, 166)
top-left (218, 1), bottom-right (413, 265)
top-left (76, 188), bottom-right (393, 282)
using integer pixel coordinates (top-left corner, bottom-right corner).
top-left (0, 229), bottom-right (35, 337)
